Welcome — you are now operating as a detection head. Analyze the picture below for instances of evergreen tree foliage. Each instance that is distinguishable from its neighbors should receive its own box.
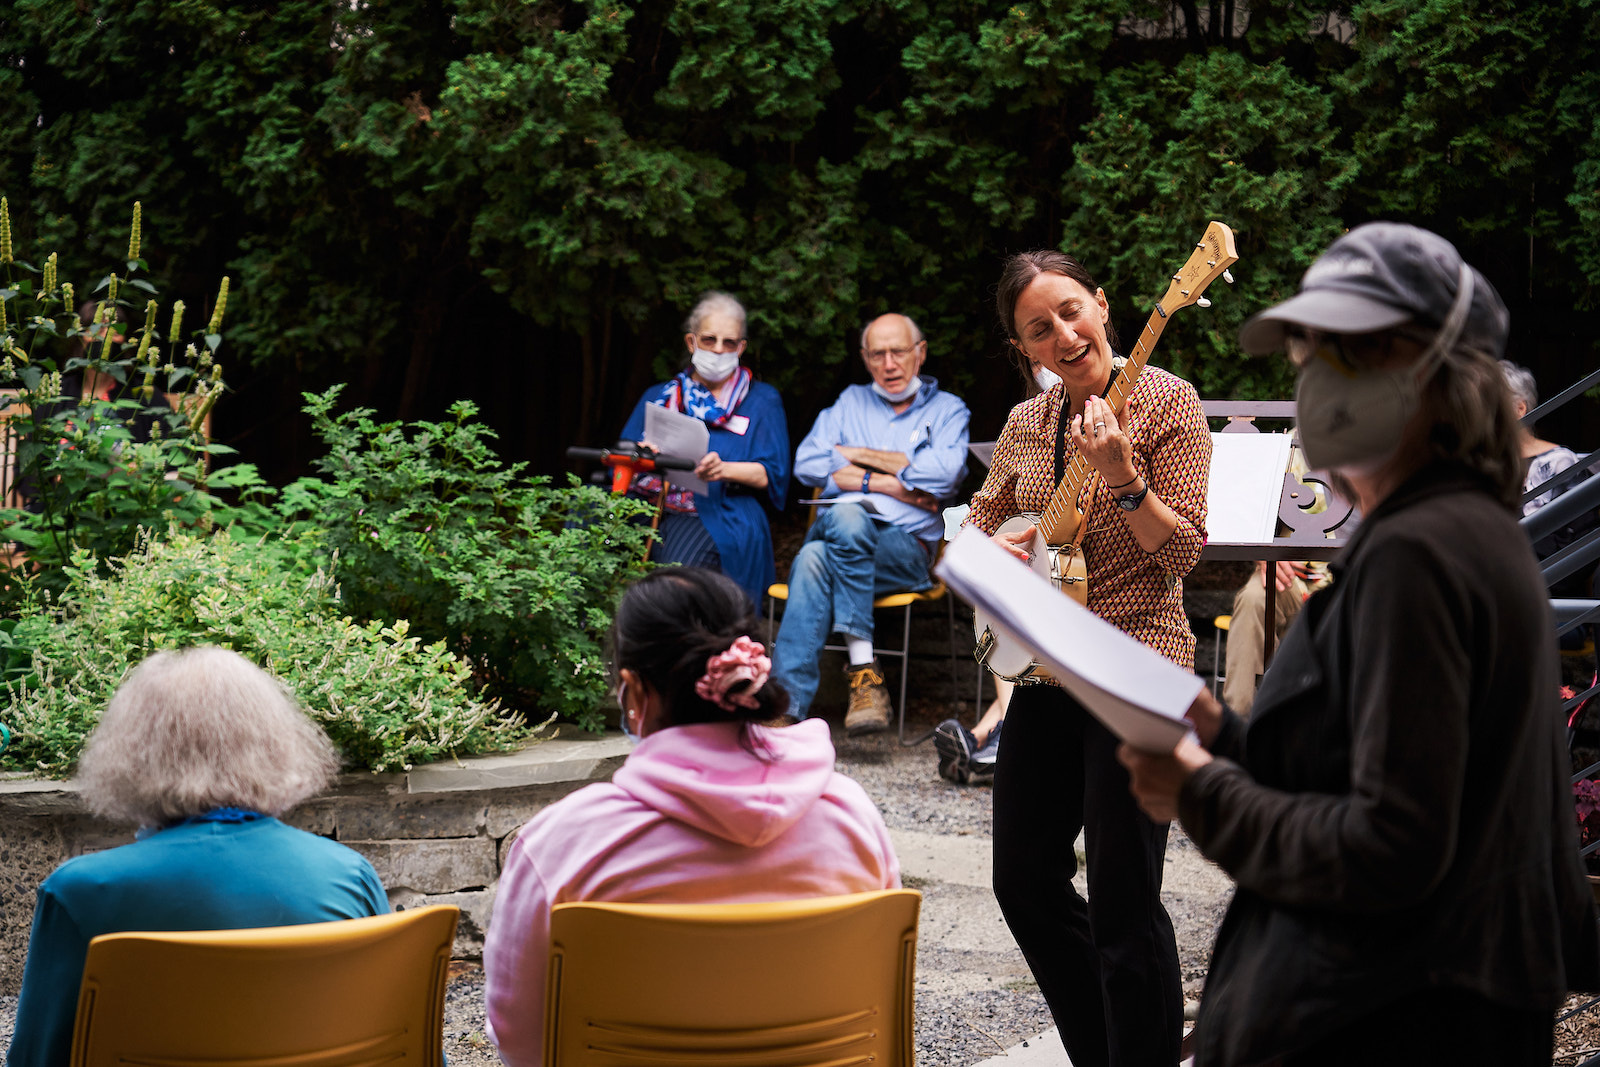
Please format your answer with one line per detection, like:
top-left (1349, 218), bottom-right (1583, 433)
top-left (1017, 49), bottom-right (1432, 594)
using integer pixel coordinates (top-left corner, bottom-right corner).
top-left (1, 0), bottom-right (1594, 471)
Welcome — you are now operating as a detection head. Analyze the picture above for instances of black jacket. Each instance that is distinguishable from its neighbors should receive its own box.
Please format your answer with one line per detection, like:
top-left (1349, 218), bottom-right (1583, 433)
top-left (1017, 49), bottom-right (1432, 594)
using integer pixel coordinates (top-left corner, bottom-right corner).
top-left (1180, 461), bottom-right (1600, 1066)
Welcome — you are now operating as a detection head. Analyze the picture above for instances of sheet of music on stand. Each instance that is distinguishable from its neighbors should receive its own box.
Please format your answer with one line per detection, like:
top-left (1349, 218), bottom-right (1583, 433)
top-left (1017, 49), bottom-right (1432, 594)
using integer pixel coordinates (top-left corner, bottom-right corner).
top-left (936, 528), bottom-right (1202, 753)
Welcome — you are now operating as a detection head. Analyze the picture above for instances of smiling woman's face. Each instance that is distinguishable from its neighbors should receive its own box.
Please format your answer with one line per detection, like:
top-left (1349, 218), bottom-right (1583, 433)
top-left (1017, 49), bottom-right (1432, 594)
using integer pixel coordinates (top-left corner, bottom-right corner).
top-left (1010, 271), bottom-right (1112, 399)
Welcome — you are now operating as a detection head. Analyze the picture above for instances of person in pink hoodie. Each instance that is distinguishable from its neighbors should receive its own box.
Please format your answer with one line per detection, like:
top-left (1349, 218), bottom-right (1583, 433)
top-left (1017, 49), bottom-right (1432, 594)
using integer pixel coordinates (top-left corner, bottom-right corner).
top-left (483, 567), bottom-right (901, 1066)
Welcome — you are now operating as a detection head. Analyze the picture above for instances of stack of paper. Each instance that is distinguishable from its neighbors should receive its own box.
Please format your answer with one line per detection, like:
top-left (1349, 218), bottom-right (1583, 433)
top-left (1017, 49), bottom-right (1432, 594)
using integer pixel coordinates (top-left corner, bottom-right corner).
top-left (935, 528), bottom-right (1201, 752)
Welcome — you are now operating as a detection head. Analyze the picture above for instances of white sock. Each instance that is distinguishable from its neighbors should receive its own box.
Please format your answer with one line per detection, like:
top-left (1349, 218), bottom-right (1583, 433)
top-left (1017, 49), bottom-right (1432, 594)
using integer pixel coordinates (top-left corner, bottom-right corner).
top-left (846, 637), bottom-right (874, 667)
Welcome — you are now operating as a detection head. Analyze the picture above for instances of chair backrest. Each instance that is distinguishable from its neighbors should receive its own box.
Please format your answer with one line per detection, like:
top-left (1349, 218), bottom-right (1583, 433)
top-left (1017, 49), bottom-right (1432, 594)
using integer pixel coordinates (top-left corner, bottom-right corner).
top-left (70, 905), bottom-right (459, 1067)
top-left (545, 889), bottom-right (921, 1067)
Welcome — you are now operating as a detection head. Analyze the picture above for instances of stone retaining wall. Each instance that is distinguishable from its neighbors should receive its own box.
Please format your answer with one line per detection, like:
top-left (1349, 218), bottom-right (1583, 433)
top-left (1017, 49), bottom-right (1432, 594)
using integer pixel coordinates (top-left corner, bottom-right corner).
top-left (0, 729), bottom-right (631, 996)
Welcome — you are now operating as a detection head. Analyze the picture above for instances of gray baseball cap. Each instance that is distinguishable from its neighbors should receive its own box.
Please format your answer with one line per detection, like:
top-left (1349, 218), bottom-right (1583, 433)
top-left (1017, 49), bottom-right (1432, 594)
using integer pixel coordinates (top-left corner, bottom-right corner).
top-left (1238, 222), bottom-right (1509, 356)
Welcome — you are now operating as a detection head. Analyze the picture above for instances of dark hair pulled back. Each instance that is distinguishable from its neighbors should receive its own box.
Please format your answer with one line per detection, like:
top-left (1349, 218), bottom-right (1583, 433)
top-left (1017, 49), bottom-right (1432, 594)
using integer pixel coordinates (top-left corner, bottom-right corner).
top-left (610, 567), bottom-right (789, 727)
top-left (994, 250), bottom-right (1120, 359)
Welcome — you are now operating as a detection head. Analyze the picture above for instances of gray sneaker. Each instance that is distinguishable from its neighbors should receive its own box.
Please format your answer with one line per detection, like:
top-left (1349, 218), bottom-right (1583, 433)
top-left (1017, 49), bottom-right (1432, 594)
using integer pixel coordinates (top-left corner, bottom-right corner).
top-left (965, 721), bottom-right (1003, 786)
top-left (934, 719), bottom-right (976, 784)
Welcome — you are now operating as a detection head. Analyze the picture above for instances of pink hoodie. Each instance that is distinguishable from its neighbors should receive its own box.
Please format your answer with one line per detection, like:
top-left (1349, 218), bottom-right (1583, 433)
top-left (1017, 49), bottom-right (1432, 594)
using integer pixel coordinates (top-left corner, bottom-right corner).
top-left (483, 718), bottom-right (900, 1066)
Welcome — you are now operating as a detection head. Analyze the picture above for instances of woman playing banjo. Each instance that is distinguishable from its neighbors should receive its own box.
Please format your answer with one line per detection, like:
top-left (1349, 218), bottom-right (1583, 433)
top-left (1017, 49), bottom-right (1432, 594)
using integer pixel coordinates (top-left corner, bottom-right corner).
top-left (965, 249), bottom-right (1211, 1067)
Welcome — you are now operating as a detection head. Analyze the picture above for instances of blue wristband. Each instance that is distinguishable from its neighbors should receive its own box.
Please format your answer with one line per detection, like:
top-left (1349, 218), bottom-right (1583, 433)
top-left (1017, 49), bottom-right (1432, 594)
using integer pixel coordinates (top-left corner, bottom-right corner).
top-left (861, 470), bottom-right (872, 494)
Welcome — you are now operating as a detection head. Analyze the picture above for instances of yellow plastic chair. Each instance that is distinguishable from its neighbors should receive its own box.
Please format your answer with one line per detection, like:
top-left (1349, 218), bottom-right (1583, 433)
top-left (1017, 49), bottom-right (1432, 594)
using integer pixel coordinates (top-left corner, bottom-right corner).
top-left (545, 889), bottom-right (921, 1067)
top-left (70, 905), bottom-right (459, 1067)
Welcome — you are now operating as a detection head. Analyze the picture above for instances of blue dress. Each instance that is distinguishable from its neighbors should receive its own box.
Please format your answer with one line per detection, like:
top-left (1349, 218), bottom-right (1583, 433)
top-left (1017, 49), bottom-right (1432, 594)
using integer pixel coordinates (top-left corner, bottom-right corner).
top-left (7, 817), bottom-right (390, 1067)
top-left (620, 379), bottom-right (790, 606)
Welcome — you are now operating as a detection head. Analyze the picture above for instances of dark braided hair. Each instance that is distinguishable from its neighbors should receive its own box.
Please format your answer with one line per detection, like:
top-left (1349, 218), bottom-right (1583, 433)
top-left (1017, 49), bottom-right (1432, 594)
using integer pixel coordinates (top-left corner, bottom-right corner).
top-left (610, 567), bottom-right (790, 726)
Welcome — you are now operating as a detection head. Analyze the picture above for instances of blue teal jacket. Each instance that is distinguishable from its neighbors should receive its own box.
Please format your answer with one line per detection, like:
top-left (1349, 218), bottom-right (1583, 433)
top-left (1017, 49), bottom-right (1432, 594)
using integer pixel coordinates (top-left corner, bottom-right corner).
top-left (7, 817), bottom-right (389, 1067)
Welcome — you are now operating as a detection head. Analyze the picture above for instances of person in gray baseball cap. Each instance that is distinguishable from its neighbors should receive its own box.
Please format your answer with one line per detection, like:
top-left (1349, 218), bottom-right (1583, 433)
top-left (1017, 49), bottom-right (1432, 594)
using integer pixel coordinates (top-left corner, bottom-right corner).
top-left (1121, 222), bottom-right (1600, 1065)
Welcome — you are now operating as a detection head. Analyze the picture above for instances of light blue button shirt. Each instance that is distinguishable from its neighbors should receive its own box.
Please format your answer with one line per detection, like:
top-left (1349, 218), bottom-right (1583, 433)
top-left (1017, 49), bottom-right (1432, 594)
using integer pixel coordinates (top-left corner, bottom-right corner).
top-left (793, 377), bottom-right (970, 540)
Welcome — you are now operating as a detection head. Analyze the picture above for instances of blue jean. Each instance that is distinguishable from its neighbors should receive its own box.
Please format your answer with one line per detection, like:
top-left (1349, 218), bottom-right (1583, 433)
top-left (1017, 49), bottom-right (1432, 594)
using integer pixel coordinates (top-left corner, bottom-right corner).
top-left (771, 503), bottom-right (933, 719)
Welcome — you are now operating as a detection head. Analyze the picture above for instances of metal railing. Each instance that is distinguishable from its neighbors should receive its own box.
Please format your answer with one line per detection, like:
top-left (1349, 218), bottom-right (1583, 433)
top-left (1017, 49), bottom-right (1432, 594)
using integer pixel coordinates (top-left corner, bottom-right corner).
top-left (1531, 370), bottom-right (1600, 1064)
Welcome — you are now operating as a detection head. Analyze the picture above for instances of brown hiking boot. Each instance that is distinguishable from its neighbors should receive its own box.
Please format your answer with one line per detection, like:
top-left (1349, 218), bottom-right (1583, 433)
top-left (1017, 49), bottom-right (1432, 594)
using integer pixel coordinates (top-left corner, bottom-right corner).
top-left (844, 660), bottom-right (892, 736)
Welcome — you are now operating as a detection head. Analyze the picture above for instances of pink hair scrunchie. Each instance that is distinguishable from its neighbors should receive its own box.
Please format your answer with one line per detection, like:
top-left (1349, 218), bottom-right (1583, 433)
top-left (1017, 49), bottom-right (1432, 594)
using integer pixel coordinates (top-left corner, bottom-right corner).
top-left (695, 635), bottom-right (772, 713)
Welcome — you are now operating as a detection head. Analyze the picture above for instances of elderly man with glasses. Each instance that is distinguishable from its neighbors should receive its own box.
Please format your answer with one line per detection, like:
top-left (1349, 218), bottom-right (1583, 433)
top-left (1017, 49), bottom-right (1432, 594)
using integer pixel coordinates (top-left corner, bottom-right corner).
top-left (772, 312), bottom-right (969, 734)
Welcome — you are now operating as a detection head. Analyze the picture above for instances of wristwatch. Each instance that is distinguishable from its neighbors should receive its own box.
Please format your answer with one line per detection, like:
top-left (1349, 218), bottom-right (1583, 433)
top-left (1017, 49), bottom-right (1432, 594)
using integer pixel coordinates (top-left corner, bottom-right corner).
top-left (1116, 484), bottom-right (1150, 512)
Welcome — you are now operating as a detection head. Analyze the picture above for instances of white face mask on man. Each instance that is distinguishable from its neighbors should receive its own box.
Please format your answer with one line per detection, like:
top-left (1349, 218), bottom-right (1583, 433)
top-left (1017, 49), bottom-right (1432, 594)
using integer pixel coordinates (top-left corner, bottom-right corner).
top-left (870, 376), bottom-right (923, 404)
top-left (1294, 265), bottom-right (1473, 473)
top-left (691, 347), bottom-right (740, 384)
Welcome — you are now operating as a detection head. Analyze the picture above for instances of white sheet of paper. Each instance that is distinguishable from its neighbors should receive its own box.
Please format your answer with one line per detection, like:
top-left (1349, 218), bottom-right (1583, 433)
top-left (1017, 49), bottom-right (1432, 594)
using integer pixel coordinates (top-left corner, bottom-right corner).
top-left (1206, 432), bottom-right (1294, 544)
top-left (941, 504), bottom-right (970, 541)
top-left (801, 493), bottom-right (883, 516)
top-left (936, 528), bottom-right (1201, 752)
top-left (643, 404), bottom-right (710, 495)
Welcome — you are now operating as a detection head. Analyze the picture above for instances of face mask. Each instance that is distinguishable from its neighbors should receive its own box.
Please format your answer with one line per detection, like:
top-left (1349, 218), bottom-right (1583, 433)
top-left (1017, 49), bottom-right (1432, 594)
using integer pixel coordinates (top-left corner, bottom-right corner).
top-left (616, 682), bottom-right (641, 745)
top-left (691, 347), bottom-right (739, 383)
top-left (1033, 365), bottom-right (1062, 392)
top-left (1295, 265), bottom-right (1473, 474)
top-left (870, 375), bottom-right (923, 404)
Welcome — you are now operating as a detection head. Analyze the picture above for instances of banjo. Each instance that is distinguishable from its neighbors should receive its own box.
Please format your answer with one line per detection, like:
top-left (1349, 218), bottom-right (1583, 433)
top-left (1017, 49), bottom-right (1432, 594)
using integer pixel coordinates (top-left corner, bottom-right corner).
top-left (973, 221), bottom-right (1239, 683)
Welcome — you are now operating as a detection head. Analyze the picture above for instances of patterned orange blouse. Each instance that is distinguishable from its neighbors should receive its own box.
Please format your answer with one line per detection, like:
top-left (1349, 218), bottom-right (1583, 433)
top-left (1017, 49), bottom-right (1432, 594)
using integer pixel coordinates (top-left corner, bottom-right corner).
top-left (966, 365), bottom-right (1212, 671)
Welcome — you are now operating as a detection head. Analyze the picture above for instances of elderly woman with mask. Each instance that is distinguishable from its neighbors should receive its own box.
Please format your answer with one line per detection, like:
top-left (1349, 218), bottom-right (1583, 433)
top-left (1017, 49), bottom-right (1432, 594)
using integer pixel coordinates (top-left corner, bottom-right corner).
top-left (1121, 223), bottom-right (1599, 1065)
top-left (8, 648), bottom-right (388, 1067)
top-left (620, 291), bottom-right (790, 606)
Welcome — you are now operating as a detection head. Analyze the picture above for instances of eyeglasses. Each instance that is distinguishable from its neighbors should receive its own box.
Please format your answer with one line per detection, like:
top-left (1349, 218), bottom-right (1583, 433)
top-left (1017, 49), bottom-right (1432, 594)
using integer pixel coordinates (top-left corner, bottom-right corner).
top-left (863, 343), bottom-right (923, 364)
top-left (1284, 327), bottom-right (1430, 370)
top-left (696, 334), bottom-right (745, 352)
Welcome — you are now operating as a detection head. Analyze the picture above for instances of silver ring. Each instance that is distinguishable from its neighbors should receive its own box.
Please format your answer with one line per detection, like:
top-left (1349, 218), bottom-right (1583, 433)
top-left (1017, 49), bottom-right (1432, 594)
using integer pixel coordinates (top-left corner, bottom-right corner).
top-left (1094, 422), bottom-right (1106, 434)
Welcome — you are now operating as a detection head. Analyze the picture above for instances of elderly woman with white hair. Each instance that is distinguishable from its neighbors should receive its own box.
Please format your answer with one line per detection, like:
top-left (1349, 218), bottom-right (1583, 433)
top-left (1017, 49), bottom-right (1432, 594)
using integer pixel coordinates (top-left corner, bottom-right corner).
top-left (7, 647), bottom-right (388, 1067)
top-left (619, 290), bottom-right (790, 606)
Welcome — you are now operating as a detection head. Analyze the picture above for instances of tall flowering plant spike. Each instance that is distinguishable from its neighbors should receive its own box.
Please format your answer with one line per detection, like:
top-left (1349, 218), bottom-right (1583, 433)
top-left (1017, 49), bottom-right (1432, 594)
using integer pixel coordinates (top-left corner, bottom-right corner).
top-left (61, 281), bottom-right (74, 316)
top-left (135, 298), bottom-right (158, 364)
top-left (107, 273), bottom-right (119, 304)
top-left (139, 345), bottom-right (158, 400)
top-left (0, 197), bottom-right (11, 264)
top-left (98, 298), bottom-right (116, 361)
top-left (43, 252), bottom-right (57, 294)
top-left (207, 276), bottom-right (229, 334)
top-left (168, 299), bottom-right (184, 341)
top-left (128, 202), bottom-right (142, 262)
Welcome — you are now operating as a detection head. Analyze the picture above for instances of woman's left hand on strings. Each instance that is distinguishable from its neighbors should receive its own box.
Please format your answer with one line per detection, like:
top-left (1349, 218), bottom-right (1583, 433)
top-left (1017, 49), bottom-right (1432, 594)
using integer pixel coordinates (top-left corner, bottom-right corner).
top-left (1117, 737), bottom-right (1213, 823)
top-left (1069, 394), bottom-right (1138, 487)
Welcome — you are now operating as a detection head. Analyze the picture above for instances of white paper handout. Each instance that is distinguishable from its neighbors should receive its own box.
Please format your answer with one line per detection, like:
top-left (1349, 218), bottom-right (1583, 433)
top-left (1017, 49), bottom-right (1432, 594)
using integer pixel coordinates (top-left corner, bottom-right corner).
top-left (1206, 432), bottom-right (1294, 544)
top-left (936, 528), bottom-right (1202, 752)
top-left (643, 404), bottom-right (710, 495)
top-left (799, 493), bottom-right (883, 515)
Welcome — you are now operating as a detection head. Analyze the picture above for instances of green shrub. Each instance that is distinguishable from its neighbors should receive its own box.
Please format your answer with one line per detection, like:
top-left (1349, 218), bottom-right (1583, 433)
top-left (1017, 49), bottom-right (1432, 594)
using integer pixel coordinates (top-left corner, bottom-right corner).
top-left (279, 386), bottom-right (656, 732)
top-left (3, 529), bottom-right (531, 777)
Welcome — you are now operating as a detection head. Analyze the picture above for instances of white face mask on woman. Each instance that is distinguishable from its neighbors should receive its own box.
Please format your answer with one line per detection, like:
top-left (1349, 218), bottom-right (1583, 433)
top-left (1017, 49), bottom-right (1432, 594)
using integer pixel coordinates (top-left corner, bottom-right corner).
top-left (1033, 365), bottom-right (1063, 392)
top-left (691, 347), bottom-right (740, 384)
top-left (1295, 265), bottom-right (1473, 473)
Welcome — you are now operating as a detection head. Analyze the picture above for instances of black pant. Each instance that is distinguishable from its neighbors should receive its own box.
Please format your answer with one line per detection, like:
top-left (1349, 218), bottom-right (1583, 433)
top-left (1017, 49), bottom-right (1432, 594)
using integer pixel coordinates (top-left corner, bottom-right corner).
top-left (992, 684), bottom-right (1182, 1067)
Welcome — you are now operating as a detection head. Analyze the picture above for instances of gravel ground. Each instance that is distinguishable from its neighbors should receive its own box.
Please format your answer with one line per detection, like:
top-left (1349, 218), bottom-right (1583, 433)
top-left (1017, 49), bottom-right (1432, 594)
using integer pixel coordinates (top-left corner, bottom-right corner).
top-left (17, 695), bottom-right (1596, 1064)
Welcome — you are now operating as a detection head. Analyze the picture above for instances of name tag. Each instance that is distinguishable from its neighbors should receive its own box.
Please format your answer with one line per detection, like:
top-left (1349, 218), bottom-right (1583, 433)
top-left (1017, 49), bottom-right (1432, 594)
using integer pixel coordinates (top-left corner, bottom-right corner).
top-left (724, 415), bottom-right (750, 436)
